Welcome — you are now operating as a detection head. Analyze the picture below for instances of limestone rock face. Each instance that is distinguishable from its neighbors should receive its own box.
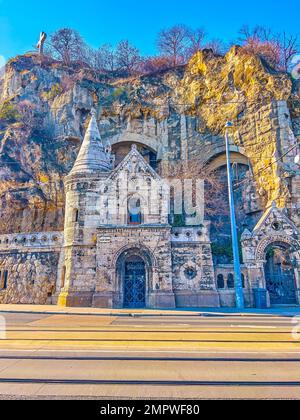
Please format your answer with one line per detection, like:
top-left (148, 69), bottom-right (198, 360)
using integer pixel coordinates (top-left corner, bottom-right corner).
top-left (177, 47), bottom-right (298, 211)
top-left (0, 48), bottom-right (299, 234)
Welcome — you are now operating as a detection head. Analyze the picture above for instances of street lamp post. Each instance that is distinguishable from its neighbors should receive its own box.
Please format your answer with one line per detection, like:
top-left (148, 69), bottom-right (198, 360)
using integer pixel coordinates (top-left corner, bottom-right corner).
top-left (225, 122), bottom-right (245, 309)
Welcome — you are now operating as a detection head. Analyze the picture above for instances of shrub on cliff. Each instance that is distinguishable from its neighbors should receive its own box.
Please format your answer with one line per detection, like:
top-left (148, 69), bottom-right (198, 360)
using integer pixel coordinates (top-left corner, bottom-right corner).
top-left (0, 101), bottom-right (20, 123)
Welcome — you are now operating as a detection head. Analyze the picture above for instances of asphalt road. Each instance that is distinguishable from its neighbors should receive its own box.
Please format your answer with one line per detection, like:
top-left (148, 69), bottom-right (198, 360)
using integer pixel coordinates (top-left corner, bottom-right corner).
top-left (0, 311), bottom-right (299, 400)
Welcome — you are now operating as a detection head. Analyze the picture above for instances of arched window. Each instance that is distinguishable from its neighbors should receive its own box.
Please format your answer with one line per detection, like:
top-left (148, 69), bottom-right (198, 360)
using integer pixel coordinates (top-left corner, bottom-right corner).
top-left (128, 197), bottom-right (142, 225)
top-left (217, 274), bottom-right (225, 289)
top-left (227, 273), bottom-right (235, 289)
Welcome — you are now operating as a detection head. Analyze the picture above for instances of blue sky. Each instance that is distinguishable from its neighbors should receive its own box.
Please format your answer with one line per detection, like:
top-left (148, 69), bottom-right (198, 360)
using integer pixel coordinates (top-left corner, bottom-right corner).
top-left (0, 0), bottom-right (299, 65)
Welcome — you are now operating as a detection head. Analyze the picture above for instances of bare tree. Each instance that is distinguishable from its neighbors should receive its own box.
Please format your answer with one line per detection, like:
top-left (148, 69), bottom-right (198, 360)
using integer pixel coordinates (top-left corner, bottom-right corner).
top-left (239, 25), bottom-right (298, 71)
top-left (186, 27), bottom-right (206, 56)
top-left (48, 28), bottom-right (88, 66)
top-left (239, 25), bottom-right (272, 43)
top-left (204, 39), bottom-right (226, 55)
top-left (157, 25), bottom-right (190, 67)
top-left (115, 40), bottom-right (141, 75)
top-left (90, 44), bottom-right (117, 72)
top-left (141, 56), bottom-right (174, 74)
top-left (281, 32), bottom-right (299, 72)
top-left (166, 159), bottom-right (228, 224)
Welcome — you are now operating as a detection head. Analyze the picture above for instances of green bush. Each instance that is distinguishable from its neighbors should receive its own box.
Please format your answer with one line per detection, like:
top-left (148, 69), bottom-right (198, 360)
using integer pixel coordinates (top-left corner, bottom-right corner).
top-left (211, 242), bottom-right (233, 260)
top-left (0, 102), bottom-right (20, 123)
top-left (42, 83), bottom-right (63, 101)
top-left (212, 237), bottom-right (243, 263)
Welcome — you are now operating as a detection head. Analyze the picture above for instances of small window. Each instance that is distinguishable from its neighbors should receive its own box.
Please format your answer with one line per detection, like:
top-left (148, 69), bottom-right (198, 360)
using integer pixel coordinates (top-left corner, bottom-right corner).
top-left (0, 270), bottom-right (8, 290)
top-left (217, 274), bottom-right (225, 289)
top-left (184, 267), bottom-right (197, 280)
top-left (73, 209), bottom-right (79, 223)
top-left (227, 273), bottom-right (235, 289)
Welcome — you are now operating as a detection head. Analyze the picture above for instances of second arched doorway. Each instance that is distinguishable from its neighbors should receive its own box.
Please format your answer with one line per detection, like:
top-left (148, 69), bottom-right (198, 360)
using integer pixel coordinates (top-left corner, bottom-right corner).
top-left (264, 242), bottom-right (297, 305)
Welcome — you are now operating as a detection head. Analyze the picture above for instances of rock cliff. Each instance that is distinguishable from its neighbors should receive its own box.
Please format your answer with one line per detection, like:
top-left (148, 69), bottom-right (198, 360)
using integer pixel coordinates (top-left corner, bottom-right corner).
top-left (0, 47), bottom-right (299, 235)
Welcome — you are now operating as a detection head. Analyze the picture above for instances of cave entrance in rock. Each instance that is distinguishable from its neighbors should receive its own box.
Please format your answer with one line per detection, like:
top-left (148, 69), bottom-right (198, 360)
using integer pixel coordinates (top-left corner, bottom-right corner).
top-left (207, 154), bottom-right (251, 265)
top-left (112, 142), bottom-right (157, 170)
top-left (264, 242), bottom-right (297, 305)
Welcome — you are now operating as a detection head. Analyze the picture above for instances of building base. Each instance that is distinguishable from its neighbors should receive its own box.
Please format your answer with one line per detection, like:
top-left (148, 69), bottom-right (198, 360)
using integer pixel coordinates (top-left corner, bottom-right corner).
top-left (92, 292), bottom-right (115, 309)
top-left (174, 290), bottom-right (220, 308)
top-left (148, 292), bottom-right (176, 309)
top-left (218, 290), bottom-right (254, 308)
top-left (57, 291), bottom-right (93, 308)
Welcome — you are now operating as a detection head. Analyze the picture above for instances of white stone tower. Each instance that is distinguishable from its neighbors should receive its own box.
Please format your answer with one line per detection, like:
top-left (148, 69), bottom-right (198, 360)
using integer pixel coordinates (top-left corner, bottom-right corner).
top-left (58, 109), bottom-right (113, 307)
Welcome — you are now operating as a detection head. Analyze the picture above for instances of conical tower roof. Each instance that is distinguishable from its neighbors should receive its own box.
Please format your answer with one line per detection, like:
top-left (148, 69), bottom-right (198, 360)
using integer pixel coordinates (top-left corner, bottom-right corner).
top-left (70, 109), bottom-right (112, 175)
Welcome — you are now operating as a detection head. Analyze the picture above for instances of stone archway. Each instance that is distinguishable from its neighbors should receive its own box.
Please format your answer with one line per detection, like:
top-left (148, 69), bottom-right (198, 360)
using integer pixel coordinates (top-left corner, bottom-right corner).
top-left (255, 235), bottom-right (300, 261)
top-left (112, 141), bottom-right (158, 169)
top-left (115, 247), bottom-right (154, 309)
top-left (254, 235), bottom-right (299, 305)
top-left (264, 242), bottom-right (297, 305)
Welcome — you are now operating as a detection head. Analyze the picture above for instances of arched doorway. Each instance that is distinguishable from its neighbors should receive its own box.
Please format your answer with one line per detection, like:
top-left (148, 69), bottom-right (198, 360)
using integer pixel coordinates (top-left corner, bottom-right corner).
top-left (123, 255), bottom-right (146, 308)
top-left (264, 243), bottom-right (297, 305)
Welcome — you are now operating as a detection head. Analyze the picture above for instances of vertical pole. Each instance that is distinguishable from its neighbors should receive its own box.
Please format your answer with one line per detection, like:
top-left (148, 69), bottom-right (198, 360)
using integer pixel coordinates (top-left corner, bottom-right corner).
top-left (225, 123), bottom-right (245, 309)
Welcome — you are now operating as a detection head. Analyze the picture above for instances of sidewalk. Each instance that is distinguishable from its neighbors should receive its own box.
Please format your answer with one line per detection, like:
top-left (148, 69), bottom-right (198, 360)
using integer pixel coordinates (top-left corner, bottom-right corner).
top-left (0, 304), bottom-right (300, 317)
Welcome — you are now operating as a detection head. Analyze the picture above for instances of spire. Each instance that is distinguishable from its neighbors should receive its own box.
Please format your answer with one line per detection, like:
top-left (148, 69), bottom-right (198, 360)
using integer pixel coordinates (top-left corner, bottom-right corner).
top-left (70, 109), bottom-right (112, 175)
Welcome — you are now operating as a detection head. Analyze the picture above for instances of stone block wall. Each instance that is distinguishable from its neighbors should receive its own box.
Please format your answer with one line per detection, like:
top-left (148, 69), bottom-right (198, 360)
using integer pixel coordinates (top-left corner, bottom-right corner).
top-left (215, 265), bottom-right (253, 307)
top-left (0, 251), bottom-right (60, 304)
top-left (0, 232), bottom-right (63, 304)
top-left (171, 226), bottom-right (219, 307)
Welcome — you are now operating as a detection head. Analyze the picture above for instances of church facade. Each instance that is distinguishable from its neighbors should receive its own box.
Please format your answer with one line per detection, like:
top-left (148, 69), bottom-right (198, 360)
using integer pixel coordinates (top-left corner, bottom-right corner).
top-left (0, 111), bottom-right (300, 309)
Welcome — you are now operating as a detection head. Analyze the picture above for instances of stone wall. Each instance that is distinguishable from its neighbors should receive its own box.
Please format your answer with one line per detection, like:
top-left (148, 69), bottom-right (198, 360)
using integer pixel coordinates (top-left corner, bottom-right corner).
top-left (0, 251), bottom-right (60, 304)
top-left (171, 226), bottom-right (219, 307)
top-left (215, 264), bottom-right (253, 308)
top-left (0, 231), bottom-right (63, 304)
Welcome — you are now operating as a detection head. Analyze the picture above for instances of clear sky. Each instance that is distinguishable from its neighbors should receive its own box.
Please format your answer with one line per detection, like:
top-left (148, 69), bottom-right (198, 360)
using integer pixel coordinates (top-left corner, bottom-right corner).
top-left (0, 0), bottom-right (299, 65)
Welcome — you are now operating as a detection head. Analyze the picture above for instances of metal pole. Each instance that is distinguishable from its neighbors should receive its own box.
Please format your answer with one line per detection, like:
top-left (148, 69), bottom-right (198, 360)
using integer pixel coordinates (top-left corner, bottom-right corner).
top-left (225, 122), bottom-right (245, 309)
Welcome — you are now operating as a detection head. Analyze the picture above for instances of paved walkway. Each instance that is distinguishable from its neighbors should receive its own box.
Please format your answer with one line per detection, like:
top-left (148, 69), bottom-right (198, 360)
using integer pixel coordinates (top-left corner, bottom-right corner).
top-left (0, 311), bottom-right (299, 399)
top-left (0, 304), bottom-right (300, 317)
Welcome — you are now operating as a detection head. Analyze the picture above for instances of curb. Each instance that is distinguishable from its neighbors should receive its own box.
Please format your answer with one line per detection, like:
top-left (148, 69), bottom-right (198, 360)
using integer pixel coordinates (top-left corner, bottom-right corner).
top-left (0, 309), bottom-right (298, 318)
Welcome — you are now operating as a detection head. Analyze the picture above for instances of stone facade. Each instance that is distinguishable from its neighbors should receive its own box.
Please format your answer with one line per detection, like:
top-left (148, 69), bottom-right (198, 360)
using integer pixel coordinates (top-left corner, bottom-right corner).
top-left (0, 110), bottom-right (299, 308)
